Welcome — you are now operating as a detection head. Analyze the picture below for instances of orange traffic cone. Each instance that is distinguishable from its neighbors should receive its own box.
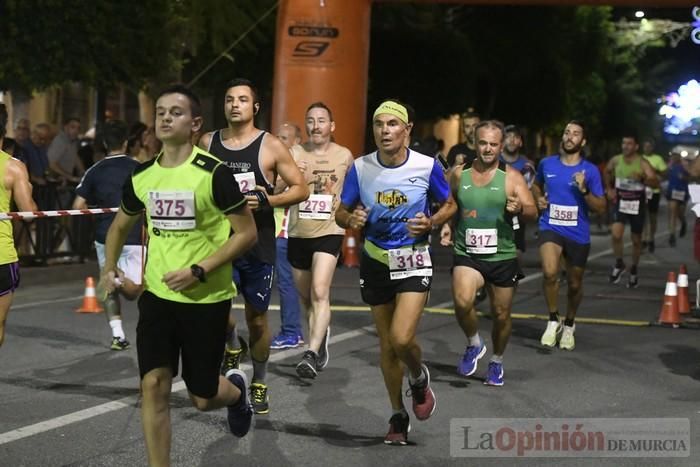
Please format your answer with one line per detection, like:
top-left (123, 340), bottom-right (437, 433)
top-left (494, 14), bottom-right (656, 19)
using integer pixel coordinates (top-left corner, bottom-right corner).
top-left (658, 271), bottom-right (680, 325)
top-left (677, 264), bottom-right (690, 315)
top-left (342, 228), bottom-right (360, 268)
top-left (76, 277), bottom-right (104, 313)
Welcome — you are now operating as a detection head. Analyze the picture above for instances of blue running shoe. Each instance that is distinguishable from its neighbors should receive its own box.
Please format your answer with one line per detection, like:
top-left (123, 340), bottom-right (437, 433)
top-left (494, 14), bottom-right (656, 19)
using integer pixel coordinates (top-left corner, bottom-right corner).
top-left (484, 361), bottom-right (504, 386)
top-left (226, 369), bottom-right (253, 437)
top-left (457, 343), bottom-right (486, 376)
top-left (270, 333), bottom-right (301, 350)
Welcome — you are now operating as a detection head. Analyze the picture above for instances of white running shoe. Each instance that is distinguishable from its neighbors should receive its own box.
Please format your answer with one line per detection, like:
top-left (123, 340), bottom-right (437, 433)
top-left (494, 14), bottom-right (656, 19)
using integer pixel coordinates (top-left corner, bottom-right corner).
top-left (540, 320), bottom-right (562, 347)
top-left (559, 325), bottom-right (576, 351)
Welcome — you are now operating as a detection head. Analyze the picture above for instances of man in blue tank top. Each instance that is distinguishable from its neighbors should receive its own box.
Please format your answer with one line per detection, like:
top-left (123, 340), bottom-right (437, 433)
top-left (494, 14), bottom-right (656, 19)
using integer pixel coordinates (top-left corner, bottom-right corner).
top-left (199, 78), bottom-right (309, 415)
top-left (532, 121), bottom-right (606, 351)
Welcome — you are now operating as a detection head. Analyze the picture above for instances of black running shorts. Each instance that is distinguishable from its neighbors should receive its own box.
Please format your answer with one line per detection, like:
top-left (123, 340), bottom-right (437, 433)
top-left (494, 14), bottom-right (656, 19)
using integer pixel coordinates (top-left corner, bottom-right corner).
top-left (452, 254), bottom-right (524, 288)
top-left (136, 291), bottom-right (230, 398)
top-left (359, 252), bottom-right (432, 306)
top-left (612, 197), bottom-right (646, 234)
top-left (538, 229), bottom-right (591, 268)
top-left (0, 262), bottom-right (20, 296)
top-left (288, 234), bottom-right (344, 270)
top-left (647, 192), bottom-right (661, 214)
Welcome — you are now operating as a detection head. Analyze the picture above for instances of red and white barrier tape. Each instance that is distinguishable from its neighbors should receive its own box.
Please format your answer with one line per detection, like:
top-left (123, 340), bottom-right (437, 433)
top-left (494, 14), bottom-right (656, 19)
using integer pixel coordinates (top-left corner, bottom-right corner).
top-left (0, 207), bottom-right (119, 221)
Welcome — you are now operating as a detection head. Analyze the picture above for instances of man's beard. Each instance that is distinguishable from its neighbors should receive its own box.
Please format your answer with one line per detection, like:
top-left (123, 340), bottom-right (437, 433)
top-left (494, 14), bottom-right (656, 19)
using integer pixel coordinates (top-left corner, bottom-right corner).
top-left (561, 140), bottom-right (582, 155)
top-left (503, 145), bottom-right (520, 157)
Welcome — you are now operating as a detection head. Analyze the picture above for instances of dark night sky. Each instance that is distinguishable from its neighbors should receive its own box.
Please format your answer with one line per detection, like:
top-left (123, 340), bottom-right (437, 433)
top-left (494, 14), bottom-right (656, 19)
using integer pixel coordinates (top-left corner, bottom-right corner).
top-left (614, 7), bottom-right (700, 89)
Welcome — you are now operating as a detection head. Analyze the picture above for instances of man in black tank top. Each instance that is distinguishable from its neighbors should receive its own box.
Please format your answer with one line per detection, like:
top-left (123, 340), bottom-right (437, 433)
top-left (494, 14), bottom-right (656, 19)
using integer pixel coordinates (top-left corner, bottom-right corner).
top-left (199, 78), bottom-right (308, 415)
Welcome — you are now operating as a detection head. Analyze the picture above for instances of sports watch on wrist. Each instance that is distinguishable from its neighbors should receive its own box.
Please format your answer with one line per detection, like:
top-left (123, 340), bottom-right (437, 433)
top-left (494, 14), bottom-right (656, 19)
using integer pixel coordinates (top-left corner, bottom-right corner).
top-left (190, 264), bottom-right (206, 283)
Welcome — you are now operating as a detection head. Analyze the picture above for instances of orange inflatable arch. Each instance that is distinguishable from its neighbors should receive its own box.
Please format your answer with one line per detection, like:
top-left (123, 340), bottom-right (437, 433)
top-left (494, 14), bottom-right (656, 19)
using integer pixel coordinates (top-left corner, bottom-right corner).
top-left (272, 0), bottom-right (692, 155)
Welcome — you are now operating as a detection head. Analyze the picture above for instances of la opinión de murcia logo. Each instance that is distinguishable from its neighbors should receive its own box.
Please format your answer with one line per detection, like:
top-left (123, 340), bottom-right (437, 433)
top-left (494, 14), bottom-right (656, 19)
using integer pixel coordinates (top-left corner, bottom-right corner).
top-left (449, 418), bottom-right (690, 458)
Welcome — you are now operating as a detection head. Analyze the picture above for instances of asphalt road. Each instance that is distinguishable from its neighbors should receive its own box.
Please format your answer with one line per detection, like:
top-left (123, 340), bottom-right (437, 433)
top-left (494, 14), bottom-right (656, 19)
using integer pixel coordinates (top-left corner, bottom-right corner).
top-left (1, 203), bottom-right (699, 466)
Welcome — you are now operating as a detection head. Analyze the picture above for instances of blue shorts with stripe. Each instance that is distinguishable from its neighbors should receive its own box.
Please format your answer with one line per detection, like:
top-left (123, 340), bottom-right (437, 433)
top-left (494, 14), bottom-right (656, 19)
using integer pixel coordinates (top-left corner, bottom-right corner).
top-left (232, 255), bottom-right (274, 312)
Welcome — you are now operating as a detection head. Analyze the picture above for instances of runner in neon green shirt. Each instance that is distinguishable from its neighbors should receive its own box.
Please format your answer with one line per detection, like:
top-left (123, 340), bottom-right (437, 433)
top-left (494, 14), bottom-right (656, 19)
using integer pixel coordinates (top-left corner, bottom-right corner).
top-left (0, 102), bottom-right (38, 348)
top-left (99, 85), bottom-right (258, 463)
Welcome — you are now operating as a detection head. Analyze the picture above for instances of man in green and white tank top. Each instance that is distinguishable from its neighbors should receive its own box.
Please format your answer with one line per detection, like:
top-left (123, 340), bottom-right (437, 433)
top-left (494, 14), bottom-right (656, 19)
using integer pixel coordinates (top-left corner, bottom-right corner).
top-left (604, 134), bottom-right (659, 288)
top-left (445, 120), bottom-right (536, 387)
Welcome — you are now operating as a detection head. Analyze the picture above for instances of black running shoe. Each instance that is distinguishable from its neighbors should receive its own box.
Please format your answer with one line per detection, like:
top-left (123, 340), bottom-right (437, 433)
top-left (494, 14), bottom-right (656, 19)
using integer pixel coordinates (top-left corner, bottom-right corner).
top-left (296, 350), bottom-right (319, 379)
top-left (609, 264), bottom-right (625, 284)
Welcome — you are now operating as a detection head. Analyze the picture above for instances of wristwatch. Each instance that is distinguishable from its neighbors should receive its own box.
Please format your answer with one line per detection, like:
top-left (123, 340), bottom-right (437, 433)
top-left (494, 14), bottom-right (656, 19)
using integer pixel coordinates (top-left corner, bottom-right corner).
top-left (190, 264), bottom-right (206, 283)
top-left (580, 187), bottom-right (590, 196)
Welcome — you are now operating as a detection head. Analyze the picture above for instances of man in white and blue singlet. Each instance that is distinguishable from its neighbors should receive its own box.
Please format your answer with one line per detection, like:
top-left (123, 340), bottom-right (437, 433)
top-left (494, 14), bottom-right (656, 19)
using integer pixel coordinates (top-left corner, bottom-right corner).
top-left (336, 99), bottom-right (455, 446)
top-left (532, 121), bottom-right (606, 351)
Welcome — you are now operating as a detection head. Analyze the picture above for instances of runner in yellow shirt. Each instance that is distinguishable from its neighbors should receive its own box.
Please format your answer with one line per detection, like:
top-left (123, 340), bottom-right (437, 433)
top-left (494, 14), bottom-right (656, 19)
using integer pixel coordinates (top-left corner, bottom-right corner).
top-left (0, 103), bottom-right (38, 348)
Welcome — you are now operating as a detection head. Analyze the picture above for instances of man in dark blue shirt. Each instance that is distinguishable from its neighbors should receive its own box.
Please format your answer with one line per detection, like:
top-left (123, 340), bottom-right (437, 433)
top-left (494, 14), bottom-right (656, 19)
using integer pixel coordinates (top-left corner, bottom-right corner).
top-left (73, 120), bottom-right (143, 350)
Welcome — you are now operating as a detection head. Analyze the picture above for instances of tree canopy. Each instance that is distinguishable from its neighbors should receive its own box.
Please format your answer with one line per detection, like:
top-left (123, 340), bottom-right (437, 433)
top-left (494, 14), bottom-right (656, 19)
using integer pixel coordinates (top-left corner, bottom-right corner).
top-left (0, 0), bottom-right (177, 93)
top-left (0, 0), bottom-right (277, 98)
top-left (368, 4), bottom-right (695, 144)
top-left (1, 2), bottom-right (692, 145)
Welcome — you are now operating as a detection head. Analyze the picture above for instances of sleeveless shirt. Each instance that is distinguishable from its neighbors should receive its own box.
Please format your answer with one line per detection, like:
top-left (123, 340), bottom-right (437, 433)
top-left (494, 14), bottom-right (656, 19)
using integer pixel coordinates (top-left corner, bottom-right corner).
top-left (208, 130), bottom-right (276, 264)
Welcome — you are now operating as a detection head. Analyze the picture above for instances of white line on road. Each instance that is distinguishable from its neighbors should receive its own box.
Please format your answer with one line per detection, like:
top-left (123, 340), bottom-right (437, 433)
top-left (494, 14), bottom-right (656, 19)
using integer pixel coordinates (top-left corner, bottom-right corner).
top-left (13, 296), bottom-right (83, 310)
top-left (0, 324), bottom-right (376, 446)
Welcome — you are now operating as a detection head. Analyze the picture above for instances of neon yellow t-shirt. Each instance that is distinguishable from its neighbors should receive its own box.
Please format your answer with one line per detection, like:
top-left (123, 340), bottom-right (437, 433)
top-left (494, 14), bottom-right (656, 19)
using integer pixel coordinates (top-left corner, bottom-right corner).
top-left (644, 153), bottom-right (667, 194)
top-left (122, 147), bottom-right (246, 303)
top-left (0, 151), bottom-right (18, 265)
